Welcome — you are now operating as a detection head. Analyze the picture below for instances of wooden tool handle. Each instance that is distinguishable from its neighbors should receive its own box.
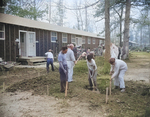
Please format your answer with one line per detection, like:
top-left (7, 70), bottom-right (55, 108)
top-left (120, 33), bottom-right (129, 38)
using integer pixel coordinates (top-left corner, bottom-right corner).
top-left (110, 78), bottom-right (111, 95)
top-left (106, 87), bottom-right (108, 103)
top-left (65, 81), bottom-right (68, 97)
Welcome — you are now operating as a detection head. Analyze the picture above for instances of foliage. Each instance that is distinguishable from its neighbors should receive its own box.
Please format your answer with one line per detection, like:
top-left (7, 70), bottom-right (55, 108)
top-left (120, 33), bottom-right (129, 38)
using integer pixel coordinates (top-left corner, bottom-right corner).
top-left (4, 0), bottom-right (47, 20)
top-left (143, 47), bottom-right (150, 51)
top-left (73, 60), bottom-right (88, 74)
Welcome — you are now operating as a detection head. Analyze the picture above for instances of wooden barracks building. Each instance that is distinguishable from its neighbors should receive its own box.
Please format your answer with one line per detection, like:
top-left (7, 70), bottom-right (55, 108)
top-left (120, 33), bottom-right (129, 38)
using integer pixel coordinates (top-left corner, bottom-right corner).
top-left (0, 13), bottom-right (104, 62)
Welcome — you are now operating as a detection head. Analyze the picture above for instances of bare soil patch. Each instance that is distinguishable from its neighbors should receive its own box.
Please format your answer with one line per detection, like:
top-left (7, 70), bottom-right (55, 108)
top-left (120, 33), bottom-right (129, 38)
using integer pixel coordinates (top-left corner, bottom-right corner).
top-left (0, 52), bottom-right (150, 117)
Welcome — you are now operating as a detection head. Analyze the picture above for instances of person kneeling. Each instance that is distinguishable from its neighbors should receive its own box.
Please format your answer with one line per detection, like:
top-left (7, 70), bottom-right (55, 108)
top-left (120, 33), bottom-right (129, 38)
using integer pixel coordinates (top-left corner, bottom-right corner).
top-left (86, 55), bottom-right (97, 90)
top-left (109, 58), bottom-right (128, 92)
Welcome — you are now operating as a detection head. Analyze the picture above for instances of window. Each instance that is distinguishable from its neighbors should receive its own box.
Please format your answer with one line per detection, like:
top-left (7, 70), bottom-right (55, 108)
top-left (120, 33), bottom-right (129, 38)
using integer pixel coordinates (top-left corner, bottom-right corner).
top-left (20, 32), bottom-right (24, 42)
top-left (51, 32), bottom-right (57, 42)
top-left (93, 39), bottom-right (95, 44)
top-left (99, 40), bottom-right (102, 45)
top-left (62, 33), bottom-right (67, 43)
top-left (88, 37), bottom-right (91, 44)
top-left (0, 24), bottom-right (5, 40)
top-left (82, 38), bottom-right (85, 44)
top-left (29, 33), bottom-right (34, 43)
top-left (71, 35), bottom-right (76, 43)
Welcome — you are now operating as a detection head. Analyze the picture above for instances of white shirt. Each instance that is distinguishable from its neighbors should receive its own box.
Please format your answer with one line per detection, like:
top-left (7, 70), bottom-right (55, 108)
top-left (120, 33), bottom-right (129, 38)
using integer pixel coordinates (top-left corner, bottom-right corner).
top-left (45, 52), bottom-right (54, 59)
top-left (65, 48), bottom-right (75, 61)
top-left (87, 59), bottom-right (97, 71)
top-left (110, 44), bottom-right (119, 59)
top-left (112, 59), bottom-right (128, 78)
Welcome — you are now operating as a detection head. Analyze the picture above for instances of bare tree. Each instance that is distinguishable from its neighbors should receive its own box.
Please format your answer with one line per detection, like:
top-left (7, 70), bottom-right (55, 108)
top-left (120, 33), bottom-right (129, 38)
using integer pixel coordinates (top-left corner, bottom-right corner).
top-left (103, 0), bottom-right (111, 73)
top-left (122, 0), bottom-right (131, 59)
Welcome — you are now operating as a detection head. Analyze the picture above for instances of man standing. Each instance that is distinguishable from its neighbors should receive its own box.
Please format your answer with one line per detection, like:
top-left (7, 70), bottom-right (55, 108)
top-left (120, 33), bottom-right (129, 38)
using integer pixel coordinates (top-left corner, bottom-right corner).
top-left (58, 47), bottom-right (68, 92)
top-left (109, 58), bottom-right (128, 92)
top-left (66, 44), bottom-right (76, 82)
top-left (45, 49), bottom-right (54, 72)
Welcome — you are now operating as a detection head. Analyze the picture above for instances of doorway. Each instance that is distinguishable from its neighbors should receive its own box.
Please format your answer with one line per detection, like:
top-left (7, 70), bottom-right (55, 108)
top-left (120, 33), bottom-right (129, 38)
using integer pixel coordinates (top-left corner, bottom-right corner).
top-left (19, 30), bottom-right (36, 57)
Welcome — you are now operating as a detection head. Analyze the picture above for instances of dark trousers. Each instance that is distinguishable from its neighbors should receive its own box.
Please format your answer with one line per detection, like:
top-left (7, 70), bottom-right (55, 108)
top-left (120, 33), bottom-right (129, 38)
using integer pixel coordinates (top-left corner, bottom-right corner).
top-left (47, 58), bottom-right (54, 72)
top-left (59, 65), bottom-right (68, 92)
top-left (118, 53), bottom-right (121, 59)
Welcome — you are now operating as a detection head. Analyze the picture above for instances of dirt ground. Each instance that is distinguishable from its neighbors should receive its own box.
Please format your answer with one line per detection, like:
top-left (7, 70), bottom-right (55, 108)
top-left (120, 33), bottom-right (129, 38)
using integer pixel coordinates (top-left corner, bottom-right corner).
top-left (0, 52), bottom-right (150, 117)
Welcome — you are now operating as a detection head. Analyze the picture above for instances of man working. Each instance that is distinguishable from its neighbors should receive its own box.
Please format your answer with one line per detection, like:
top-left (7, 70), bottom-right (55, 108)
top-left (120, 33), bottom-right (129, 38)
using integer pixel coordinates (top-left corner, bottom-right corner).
top-left (66, 44), bottom-right (76, 82)
top-left (58, 46), bottom-right (68, 92)
top-left (109, 58), bottom-right (128, 92)
top-left (45, 49), bottom-right (54, 72)
top-left (86, 55), bottom-right (97, 90)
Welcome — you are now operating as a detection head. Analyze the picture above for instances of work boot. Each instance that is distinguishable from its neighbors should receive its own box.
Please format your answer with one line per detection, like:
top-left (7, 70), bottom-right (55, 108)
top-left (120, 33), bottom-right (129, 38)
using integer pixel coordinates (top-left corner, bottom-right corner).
top-left (121, 88), bottom-right (125, 92)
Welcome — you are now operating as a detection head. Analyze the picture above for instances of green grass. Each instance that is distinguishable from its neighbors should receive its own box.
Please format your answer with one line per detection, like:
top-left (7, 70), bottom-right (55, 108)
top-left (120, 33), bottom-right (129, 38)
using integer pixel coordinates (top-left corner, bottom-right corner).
top-left (2, 52), bottom-right (150, 117)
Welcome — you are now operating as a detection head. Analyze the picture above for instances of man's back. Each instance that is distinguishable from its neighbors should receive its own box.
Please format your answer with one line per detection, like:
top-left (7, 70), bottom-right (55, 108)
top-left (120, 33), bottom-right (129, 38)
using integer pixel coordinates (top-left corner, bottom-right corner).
top-left (66, 48), bottom-right (75, 61)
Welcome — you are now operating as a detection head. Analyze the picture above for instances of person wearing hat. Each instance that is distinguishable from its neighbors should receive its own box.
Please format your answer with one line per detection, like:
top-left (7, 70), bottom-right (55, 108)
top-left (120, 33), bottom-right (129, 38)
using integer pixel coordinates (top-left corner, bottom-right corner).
top-left (45, 49), bottom-right (54, 72)
top-left (109, 58), bottom-right (128, 92)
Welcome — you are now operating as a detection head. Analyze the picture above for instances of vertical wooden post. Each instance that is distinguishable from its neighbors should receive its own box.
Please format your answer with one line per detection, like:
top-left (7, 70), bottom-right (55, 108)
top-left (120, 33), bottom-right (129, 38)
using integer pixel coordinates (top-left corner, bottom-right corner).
top-left (3, 82), bottom-right (5, 91)
top-left (110, 78), bottom-right (111, 95)
top-left (47, 85), bottom-right (49, 96)
top-left (65, 81), bottom-right (68, 97)
top-left (106, 87), bottom-right (108, 104)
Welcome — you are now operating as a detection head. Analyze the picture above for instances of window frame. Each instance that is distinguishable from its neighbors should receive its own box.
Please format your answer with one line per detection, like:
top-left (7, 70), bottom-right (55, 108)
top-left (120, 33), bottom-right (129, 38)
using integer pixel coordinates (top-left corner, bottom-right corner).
top-left (71, 34), bottom-right (76, 43)
top-left (0, 24), bottom-right (5, 40)
top-left (93, 39), bottom-right (95, 44)
top-left (88, 37), bottom-right (91, 44)
top-left (62, 33), bottom-right (68, 43)
top-left (51, 31), bottom-right (57, 42)
top-left (82, 38), bottom-right (85, 44)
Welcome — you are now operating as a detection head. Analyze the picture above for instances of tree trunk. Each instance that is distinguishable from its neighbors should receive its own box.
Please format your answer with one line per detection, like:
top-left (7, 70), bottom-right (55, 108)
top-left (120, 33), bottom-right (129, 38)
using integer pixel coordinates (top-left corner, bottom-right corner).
top-left (122, 0), bottom-right (131, 60)
top-left (103, 0), bottom-right (111, 74)
top-left (140, 27), bottom-right (143, 48)
top-left (105, 0), bottom-right (110, 60)
top-left (148, 25), bottom-right (150, 46)
top-left (120, 4), bottom-right (124, 47)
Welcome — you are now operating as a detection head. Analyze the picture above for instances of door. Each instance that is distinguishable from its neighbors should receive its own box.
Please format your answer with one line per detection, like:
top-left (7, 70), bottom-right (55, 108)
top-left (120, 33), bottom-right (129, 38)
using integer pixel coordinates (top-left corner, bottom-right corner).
top-left (27, 32), bottom-right (36, 57)
top-left (19, 31), bottom-right (27, 56)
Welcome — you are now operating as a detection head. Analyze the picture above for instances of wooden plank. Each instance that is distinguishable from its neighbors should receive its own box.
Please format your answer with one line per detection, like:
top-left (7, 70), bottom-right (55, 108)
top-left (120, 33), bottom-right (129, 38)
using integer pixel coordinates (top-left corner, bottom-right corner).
top-left (4, 24), bottom-right (6, 60)
top-left (43, 30), bottom-right (44, 55)
top-left (47, 31), bottom-right (48, 51)
top-left (9, 25), bottom-right (11, 61)
top-left (14, 25), bottom-right (16, 62)
top-left (39, 30), bottom-right (40, 56)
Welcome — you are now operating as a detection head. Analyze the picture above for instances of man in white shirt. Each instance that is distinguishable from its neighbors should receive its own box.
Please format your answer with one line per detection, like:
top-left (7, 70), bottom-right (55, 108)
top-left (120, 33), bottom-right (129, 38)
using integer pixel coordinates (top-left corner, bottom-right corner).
top-left (45, 49), bottom-right (54, 72)
top-left (66, 44), bottom-right (76, 82)
top-left (109, 58), bottom-right (128, 92)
